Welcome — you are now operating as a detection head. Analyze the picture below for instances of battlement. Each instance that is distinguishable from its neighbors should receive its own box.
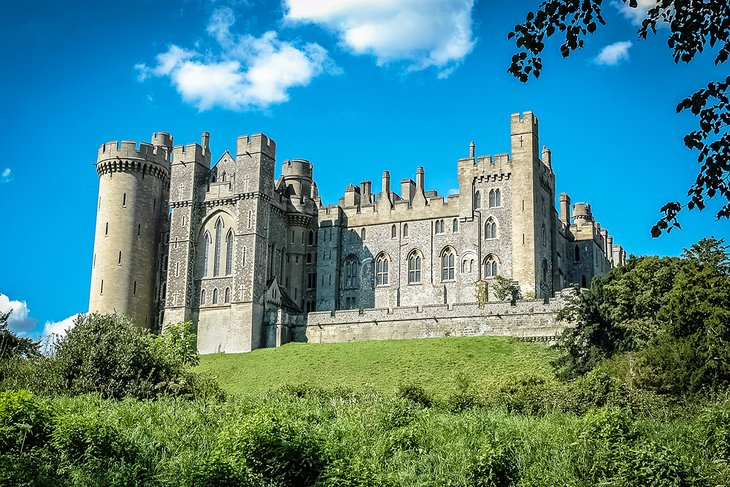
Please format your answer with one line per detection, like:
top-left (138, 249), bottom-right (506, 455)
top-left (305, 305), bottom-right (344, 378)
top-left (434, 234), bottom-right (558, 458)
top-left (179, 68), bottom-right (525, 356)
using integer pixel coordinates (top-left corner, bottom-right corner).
top-left (510, 111), bottom-right (539, 134)
top-left (98, 140), bottom-right (170, 166)
top-left (236, 133), bottom-right (276, 158)
top-left (282, 159), bottom-right (313, 178)
top-left (172, 143), bottom-right (207, 165)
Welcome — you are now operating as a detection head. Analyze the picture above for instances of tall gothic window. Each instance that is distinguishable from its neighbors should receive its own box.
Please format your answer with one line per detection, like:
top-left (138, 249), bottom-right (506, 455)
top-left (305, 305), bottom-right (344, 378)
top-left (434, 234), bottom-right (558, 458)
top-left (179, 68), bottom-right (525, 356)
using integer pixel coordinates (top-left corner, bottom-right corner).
top-left (391, 225), bottom-right (397, 238)
top-left (224, 287), bottom-right (231, 303)
top-left (452, 218), bottom-right (459, 233)
top-left (345, 256), bottom-right (359, 288)
top-left (489, 188), bottom-right (501, 208)
top-left (213, 218), bottom-right (223, 277)
top-left (212, 288), bottom-right (218, 304)
top-left (200, 289), bottom-right (206, 305)
top-left (408, 252), bottom-right (421, 284)
top-left (375, 254), bottom-right (389, 286)
top-left (435, 219), bottom-right (444, 234)
top-left (485, 218), bottom-right (497, 239)
top-left (441, 249), bottom-right (455, 281)
top-left (203, 232), bottom-right (211, 277)
top-left (484, 255), bottom-right (498, 278)
top-left (225, 229), bottom-right (234, 275)
top-left (474, 190), bottom-right (481, 209)
top-left (403, 223), bottom-right (409, 238)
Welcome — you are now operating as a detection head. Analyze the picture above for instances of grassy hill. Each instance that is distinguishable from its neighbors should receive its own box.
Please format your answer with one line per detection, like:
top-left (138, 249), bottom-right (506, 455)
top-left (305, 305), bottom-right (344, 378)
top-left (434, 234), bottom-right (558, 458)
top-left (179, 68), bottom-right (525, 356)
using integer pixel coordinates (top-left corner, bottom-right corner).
top-left (196, 336), bottom-right (558, 397)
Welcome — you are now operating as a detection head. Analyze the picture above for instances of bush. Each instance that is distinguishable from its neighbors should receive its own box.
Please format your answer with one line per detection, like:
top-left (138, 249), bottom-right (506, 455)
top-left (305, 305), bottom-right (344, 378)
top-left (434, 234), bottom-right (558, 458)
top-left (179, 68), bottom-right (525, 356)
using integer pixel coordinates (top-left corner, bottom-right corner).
top-left (0, 356), bottom-right (63, 395)
top-left (617, 440), bottom-right (698, 487)
top-left (318, 458), bottom-right (381, 487)
top-left (698, 398), bottom-right (730, 461)
top-left (0, 389), bottom-right (51, 453)
top-left (498, 376), bottom-right (561, 415)
top-left (396, 383), bottom-right (432, 408)
top-left (469, 440), bottom-right (520, 486)
top-left (211, 411), bottom-right (327, 486)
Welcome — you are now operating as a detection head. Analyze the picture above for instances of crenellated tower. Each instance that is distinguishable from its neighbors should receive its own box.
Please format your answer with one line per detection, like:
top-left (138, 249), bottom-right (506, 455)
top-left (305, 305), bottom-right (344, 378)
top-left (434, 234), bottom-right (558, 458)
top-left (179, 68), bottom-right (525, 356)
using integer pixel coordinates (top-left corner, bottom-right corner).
top-left (89, 134), bottom-right (172, 327)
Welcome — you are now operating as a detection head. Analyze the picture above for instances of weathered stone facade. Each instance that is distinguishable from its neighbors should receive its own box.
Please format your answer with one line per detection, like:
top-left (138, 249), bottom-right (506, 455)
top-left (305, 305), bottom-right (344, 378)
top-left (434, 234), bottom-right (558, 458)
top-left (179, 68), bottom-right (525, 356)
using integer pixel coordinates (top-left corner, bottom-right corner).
top-left (88, 112), bottom-right (626, 353)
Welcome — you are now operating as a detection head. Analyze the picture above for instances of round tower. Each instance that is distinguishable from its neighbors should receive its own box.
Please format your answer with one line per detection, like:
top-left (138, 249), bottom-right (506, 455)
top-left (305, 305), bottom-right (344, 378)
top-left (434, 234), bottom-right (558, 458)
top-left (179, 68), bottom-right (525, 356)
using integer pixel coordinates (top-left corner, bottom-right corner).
top-left (89, 134), bottom-right (172, 327)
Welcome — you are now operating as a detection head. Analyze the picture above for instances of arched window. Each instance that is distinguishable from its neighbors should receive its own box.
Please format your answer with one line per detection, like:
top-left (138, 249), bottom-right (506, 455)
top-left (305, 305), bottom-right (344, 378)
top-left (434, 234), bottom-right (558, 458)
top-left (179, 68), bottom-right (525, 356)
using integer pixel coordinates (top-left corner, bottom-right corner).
top-left (403, 223), bottom-right (409, 238)
top-left (435, 219), bottom-right (444, 234)
top-left (201, 289), bottom-right (206, 305)
top-left (574, 245), bottom-right (581, 262)
top-left (212, 288), bottom-right (218, 304)
top-left (225, 230), bottom-right (234, 275)
top-left (375, 254), bottom-right (389, 286)
top-left (408, 252), bottom-right (422, 284)
top-left (474, 190), bottom-right (481, 209)
top-left (391, 225), bottom-right (397, 238)
top-left (452, 218), bottom-right (459, 233)
top-left (224, 287), bottom-right (231, 303)
top-left (489, 188), bottom-right (501, 208)
top-left (360, 228), bottom-right (366, 241)
top-left (485, 218), bottom-right (497, 239)
top-left (213, 218), bottom-right (223, 277)
top-left (308, 230), bottom-right (314, 245)
top-left (441, 248), bottom-right (456, 281)
top-left (345, 256), bottom-right (359, 288)
top-left (484, 255), bottom-right (498, 278)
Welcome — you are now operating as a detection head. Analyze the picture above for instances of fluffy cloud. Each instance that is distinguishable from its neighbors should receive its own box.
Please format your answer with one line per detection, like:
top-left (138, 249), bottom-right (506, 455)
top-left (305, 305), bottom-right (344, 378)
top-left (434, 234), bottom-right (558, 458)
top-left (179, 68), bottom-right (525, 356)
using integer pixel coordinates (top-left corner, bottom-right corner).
top-left (284, 0), bottom-right (476, 77)
top-left (594, 41), bottom-right (633, 66)
top-left (0, 293), bottom-right (37, 333)
top-left (615, 0), bottom-right (658, 25)
top-left (1, 168), bottom-right (11, 183)
top-left (137, 7), bottom-right (332, 111)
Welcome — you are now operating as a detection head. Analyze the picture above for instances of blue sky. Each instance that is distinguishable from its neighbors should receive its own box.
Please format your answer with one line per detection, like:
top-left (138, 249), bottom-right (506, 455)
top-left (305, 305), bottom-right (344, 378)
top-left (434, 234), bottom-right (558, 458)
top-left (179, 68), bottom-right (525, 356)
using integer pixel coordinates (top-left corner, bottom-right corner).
top-left (0, 0), bottom-right (727, 340)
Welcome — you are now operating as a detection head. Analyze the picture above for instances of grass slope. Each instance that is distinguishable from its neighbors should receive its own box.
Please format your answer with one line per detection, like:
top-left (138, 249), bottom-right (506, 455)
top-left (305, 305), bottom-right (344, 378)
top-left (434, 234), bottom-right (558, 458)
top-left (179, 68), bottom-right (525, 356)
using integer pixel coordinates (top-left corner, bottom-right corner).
top-left (196, 336), bottom-right (558, 397)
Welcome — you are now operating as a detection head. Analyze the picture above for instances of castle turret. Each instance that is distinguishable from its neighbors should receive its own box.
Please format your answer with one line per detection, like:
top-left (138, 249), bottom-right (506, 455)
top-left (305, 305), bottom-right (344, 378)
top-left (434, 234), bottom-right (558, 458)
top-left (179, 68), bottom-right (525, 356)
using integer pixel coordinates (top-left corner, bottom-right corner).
top-left (559, 192), bottom-right (571, 224)
top-left (89, 135), bottom-right (171, 327)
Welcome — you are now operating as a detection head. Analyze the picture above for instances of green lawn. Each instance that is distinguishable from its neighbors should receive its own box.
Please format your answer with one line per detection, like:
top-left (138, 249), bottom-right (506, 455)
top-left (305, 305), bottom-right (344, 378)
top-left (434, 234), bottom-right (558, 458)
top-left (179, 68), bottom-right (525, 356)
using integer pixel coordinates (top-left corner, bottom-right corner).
top-left (196, 336), bottom-right (559, 397)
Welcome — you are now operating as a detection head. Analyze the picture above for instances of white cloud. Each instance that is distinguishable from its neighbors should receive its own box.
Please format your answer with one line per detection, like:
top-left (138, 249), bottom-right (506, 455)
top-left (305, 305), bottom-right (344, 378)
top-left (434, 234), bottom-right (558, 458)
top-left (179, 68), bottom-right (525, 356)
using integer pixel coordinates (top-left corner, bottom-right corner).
top-left (0, 293), bottom-right (37, 333)
top-left (594, 41), bottom-right (633, 66)
top-left (284, 0), bottom-right (476, 77)
top-left (1, 168), bottom-right (11, 183)
top-left (615, 0), bottom-right (657, 25)
top-left (137, 7), bottom-right (333, 111)
top-left (40, 313), bottom-right (80, 354)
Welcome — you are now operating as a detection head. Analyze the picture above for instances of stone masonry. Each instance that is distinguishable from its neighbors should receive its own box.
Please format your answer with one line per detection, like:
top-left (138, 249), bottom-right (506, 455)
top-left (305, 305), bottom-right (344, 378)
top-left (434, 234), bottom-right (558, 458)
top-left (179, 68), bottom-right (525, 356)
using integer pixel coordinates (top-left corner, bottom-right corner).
top-left (88, 112), bottom-right (626, 353)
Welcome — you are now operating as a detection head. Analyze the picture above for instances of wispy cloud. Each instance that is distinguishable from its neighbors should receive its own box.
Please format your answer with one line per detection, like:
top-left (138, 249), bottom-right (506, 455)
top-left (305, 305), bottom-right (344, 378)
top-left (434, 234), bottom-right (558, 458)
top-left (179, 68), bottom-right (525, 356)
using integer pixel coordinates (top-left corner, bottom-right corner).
top-left (136, 7), bottom-right (335, 111)
top-left (284, 0), bottom-right (476, 78)
top-left (1, 168), bottom-right (11, 183)
top-left (615, 0), bottom-right (657, 25)
top-left (594, 41), bottom-right (633, 66)
top-left (41, 313), bottom-right (80, 353)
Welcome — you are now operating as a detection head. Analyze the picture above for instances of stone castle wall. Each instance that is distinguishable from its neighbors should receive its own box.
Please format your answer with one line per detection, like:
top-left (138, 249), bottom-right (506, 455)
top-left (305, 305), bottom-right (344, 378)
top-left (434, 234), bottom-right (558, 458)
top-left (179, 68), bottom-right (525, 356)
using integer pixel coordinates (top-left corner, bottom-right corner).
top-left (300, 296), bottom-right (567, 344)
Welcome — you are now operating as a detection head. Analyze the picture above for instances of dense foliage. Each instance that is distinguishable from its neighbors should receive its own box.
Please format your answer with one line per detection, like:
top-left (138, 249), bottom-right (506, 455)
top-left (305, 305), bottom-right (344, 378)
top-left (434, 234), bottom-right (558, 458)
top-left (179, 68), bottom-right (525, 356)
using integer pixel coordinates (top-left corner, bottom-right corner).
top-left (508, 0), bottom-right (730, 234)
top-left (555, 238), bottom-right (730, 396)
top-left (0, 311), bottom-right (40, 359)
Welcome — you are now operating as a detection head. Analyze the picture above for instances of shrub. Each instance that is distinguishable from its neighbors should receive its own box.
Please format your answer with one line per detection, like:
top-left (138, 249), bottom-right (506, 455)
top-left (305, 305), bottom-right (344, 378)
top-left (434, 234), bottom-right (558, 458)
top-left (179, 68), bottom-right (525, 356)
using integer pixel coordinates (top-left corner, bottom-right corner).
top-left (396, 383), bottom-right (432, 408)
top-left (212, 411), bottom-right (327, 486)
top-left (318, 458), bottom-right (381, 487)
top-left (469, 441), bottom-right (520, 486)
top-left (617, 441), bottom-right (698, 487)
top-left (698, 398), bottom-right (730, 460)
top-left (0, 389), bottom-right (51, 452)
top-left (577, 406), bottom-right (637, 481)
top-left (498, 376), bottom-right (561, 415)
top-left (0, 356), bottom-right (63, 395)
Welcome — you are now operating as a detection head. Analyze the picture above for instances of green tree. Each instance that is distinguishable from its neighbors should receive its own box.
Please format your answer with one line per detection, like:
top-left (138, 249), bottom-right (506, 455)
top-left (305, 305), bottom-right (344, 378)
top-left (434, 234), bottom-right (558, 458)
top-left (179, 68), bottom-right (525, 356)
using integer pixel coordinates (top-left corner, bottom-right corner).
top-left (508, 0), bottom-right (730, 235)
top-left (0, 311), bottom-right (40, 359)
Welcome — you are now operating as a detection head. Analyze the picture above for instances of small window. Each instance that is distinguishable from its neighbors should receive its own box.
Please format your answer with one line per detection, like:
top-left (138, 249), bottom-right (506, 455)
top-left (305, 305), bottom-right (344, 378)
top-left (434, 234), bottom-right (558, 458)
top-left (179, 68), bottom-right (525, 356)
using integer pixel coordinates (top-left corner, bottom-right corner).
top-left (391, 225), bottom-right (397, 238)
top-left (105, 222), bottom-right (109, 236)
top-left (137, 224), bottom-right (141, 237)
top-left (441, 249), bottom-right (455, 281)
top-left (122, 192), bottom-right (127, 207)
top-left (375, 255), bottom-right (389, 286)
top-left (575, 245), bottom-right (581, 262)
top-left (361, 228), bottom-right (366, 240)
top-left (484, 255), bottom-right (498, 278)
top-left (201, 289), bottom-right (206, 305)
top-left (452, 218), bottom-right (459, 233)
top-left (307, 253), bottom-right (312, 264)
top-left (485, 218), bottom-right (497, 239)
top-left (248, 211), bottom-right (253, 229)
top-left (133, 281), bottom-right (137, 296)
top-left (308, 230), bottom-right (315, 245)
top-left (302, 231), bottom-right (305, 245)
top-left (581, 275), bottom-right (588, 288)
top-left (100, 279), bottom-right (104, 295)
top-left (118, 251), bottom-right (122, 265)
top-left (408, 252), bottom-right (421, 284)
top-left (212, 288), bottom-right (218, 304)
top-left (403, 223), bottom-right (409, 238)
top-left (291, 230), bottom-right (294, 244)
top-left (474, 190), bottom-right (481, 209)
top-left (489, 188), bottom-right (501, 208)
top-left (224, 287), bottom-right (230, 303)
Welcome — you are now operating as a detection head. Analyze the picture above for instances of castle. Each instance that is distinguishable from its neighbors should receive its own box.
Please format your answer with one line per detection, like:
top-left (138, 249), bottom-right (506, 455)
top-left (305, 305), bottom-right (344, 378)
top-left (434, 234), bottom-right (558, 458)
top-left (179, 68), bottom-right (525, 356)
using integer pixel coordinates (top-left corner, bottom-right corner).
top-left (89, 112), bottom-right (625, 353)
